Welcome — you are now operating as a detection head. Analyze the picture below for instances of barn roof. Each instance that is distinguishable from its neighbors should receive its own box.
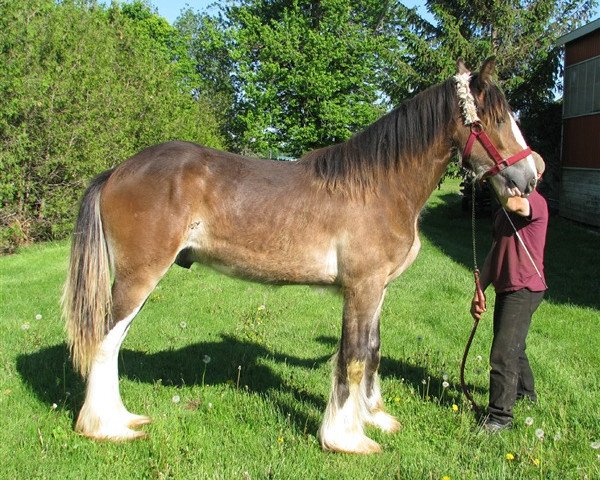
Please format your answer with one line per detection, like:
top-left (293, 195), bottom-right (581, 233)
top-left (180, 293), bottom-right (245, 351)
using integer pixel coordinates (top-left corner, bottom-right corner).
top-left (556, 18), bottom-right (600, 46)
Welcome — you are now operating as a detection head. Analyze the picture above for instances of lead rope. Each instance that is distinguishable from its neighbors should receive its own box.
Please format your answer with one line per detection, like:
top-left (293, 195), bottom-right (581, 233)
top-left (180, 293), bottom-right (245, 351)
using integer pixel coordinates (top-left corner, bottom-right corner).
top-left (460, 178), bottom-right (484, 415)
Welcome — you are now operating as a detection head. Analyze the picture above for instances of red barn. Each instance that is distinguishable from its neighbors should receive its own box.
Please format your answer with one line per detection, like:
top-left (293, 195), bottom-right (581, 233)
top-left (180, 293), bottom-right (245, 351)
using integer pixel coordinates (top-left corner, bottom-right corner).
top-left (556, 19), bottom-right (600, 227)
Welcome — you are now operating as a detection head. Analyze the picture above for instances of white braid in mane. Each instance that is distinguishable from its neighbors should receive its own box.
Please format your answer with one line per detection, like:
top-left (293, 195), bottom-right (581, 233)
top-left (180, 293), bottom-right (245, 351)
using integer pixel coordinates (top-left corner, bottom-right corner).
top-left (454, 72), bottom-right (480, 125)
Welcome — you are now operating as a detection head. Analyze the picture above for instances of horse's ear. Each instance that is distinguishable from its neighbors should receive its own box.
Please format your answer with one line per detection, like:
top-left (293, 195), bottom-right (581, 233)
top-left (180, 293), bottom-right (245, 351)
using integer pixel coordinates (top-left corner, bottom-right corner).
top-left (480, 56), bottom-right (497, 83)
top-left (456, 58), bottom-right (470, 75)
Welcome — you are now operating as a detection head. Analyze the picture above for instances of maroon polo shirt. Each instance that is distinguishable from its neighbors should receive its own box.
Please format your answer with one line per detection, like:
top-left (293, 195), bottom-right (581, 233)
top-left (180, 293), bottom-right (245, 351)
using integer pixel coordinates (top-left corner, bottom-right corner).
top-left (490, 190), bottom-right (548, 293)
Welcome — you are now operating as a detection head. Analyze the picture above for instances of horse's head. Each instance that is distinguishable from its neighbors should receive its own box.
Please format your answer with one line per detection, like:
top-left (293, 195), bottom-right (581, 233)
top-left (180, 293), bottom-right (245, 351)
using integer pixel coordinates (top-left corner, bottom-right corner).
top-left (453, 58), bottom-right (542, 200)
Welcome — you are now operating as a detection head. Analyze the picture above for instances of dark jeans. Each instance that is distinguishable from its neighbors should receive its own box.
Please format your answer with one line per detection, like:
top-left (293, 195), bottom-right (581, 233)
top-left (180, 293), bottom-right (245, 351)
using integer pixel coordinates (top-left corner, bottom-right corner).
top-left (488, 288), bottom-right (544, 425)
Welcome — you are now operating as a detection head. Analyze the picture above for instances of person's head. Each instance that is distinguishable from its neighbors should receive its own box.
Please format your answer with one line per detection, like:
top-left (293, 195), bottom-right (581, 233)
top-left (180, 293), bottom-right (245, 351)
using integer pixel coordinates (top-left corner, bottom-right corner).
top-left (532, 151), bottom-right (545, 181)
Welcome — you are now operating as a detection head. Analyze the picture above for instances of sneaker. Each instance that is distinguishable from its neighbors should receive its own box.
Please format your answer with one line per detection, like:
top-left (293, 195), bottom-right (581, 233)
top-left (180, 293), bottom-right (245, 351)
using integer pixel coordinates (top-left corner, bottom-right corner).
top-left (481, 419), bottom-right (512, 434)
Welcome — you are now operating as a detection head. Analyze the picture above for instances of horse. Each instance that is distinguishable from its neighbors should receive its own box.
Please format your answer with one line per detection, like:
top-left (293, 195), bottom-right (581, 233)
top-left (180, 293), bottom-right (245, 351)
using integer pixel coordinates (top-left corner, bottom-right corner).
top-left (62, 58), bottom-right (539, 454)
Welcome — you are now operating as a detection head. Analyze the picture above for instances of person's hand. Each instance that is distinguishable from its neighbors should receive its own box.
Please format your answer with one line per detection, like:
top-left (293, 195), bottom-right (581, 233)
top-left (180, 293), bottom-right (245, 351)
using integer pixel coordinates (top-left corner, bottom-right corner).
top-left (470, 291), bottom-right (486, 321)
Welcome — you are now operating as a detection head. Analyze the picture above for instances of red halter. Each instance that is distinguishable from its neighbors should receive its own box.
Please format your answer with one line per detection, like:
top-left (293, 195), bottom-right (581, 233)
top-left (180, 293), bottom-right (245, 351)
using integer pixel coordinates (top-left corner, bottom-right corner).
top-left (462, 121), bottom-right (532, 178)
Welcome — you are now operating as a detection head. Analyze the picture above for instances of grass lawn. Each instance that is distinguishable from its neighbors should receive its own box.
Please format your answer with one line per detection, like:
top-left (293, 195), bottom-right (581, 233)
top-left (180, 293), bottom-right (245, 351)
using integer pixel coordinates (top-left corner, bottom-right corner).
top-left (1, 179), bottom-right (598, 479)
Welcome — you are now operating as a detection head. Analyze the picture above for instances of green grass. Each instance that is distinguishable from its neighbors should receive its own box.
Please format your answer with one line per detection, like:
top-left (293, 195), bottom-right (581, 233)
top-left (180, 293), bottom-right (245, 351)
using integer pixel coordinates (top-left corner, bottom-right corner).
top-left (1, 179), bottom-right (598, 479)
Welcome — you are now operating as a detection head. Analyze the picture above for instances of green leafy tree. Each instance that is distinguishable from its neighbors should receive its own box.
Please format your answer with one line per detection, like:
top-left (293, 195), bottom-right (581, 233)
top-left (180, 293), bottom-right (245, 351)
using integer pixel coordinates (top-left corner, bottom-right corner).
top-left (0, 0), bottom-right (224, 252)
top-left (178, 0), bottom-right (407, 158)
top-left (395, 0), bottom-right (597, 111)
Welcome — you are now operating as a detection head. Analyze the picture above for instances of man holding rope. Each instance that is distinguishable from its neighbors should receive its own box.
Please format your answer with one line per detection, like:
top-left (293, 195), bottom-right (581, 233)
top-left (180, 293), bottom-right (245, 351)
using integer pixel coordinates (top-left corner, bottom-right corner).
top-left (470, 156), bottom-right (548, 433)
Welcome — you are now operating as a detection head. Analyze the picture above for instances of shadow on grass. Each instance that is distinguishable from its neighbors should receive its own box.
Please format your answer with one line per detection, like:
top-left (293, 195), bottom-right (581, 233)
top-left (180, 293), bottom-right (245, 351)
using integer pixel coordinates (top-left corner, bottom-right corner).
top-left (421, 192), bottom-right (600, 310)
top-left (16, 334), bottom-right (482, 435)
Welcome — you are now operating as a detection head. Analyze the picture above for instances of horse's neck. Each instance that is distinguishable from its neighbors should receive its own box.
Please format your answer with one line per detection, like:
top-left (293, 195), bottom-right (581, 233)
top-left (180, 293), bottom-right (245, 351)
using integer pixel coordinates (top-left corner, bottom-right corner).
top-left (385, 143), bottom-right (455, 213)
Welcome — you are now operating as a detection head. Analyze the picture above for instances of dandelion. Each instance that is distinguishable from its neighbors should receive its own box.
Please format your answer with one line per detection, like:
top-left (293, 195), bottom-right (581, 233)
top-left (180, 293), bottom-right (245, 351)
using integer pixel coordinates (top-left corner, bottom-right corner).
top-left (277, 436), bottom-right (284, 444)
top-left (533, 458), bottom-right (540, 467)
top-left (202, 355), bottom-right (211, 364)
top-left (442, 381), bottom-right (449, 389)
top-left (172, 395), bottom-right (180, 403)
top-left (535, 428), bottom-right (545, 441)
top-left (524, 416), bottom-right (534, 427)
top-left (21, 323), bottom-right (30, 331)
top-left (35, 314), bottom-right (42, 320)
top-left (505, 452), bottom-right (515, 461)
top-left (452, 404), bottom-right (459, 413)
top-left (394, 397), bottom-right (401, 404)
top-left (180, 321), bottom-right (187, 329)
top-left (442, 476), bottom-right (451, 480)
top-left (591, 441), bottom-right (600, 450)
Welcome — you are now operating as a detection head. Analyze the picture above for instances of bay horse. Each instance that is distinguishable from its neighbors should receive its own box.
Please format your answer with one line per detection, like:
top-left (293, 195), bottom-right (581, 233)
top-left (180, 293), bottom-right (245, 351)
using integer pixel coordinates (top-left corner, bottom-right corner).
top-left (63, 58), bottom-right (539, 453)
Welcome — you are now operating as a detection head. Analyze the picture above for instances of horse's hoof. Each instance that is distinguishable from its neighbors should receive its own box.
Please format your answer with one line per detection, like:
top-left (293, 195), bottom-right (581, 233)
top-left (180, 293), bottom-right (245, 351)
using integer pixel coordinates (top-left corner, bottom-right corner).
top-left (321, 434), bottom-right (382, 454)
top-left (369, 411), bottom-right (401, 433)
top-left (77, 424), bottom-right (148, 442)
top-left (75, 410), bottom-right (150, 441)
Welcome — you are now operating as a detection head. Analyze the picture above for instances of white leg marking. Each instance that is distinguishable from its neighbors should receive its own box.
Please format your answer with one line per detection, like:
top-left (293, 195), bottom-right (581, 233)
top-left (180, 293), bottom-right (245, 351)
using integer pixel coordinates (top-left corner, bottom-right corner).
top-left (76, 306), bottom-right (150, 440)
top-left (319, 364), bottom-right (381, 454)
top-left (362, 373), bottom-right (400, 433)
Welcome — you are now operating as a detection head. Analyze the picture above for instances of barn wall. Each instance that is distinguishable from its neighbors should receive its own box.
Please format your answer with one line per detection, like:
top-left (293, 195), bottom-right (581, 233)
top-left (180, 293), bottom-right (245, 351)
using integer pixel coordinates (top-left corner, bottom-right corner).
top-left (565, 29), bottom-right (600, 66)
top-left (560, 168), bottom-right (600, 227)
top-left (562, 115), bottom-right (600, 168)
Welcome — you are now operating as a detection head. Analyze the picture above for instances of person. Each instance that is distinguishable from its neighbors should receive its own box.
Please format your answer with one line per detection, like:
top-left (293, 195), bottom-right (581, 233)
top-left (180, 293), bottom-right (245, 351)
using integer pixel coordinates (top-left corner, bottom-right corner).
top-left (470, 157), bottom-right (548, 433)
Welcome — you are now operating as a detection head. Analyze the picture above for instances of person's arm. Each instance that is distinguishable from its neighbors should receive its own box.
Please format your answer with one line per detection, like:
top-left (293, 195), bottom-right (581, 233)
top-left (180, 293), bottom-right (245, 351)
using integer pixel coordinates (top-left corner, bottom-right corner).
top-left (501, 195), bottom-right (530, 217)
top-left (470, 244), bottom-right (494, 321)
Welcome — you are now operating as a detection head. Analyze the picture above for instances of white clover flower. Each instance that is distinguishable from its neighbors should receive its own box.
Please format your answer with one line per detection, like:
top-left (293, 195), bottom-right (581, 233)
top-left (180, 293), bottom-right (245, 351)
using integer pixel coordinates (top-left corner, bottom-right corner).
top-left (179, 321), bottom-right (187, 329)
top-left (35, 314), bottom-right (42, 320)
top-left (535, 428), bottom-right (545, 440)
top-left (172, 395), bottom-right (180, 403)
top-left (476, 355), bottom-right (483, 362)
top-left (442, 373), bottom-right (449, 382)
top-left (202, 355), bottom-right (211, 364)
top-left (421, 379), bottom-right (427, 385)
top-left (442, 381), bottom-right (450, 389)
top-left (208, 402), bottom-right (213, 409)
top-left (591, 441), bottom-right (600, 450)
top-left (21, 323), bottom-right (30, 331)
top-left (51, 403), bottom-right (58, 410)
top-left (554, 432), bottom-right (562, 442)
top-left (257, 304), bottom-right (266, 311)
top-left (524, 417), bottom-right (534, 427)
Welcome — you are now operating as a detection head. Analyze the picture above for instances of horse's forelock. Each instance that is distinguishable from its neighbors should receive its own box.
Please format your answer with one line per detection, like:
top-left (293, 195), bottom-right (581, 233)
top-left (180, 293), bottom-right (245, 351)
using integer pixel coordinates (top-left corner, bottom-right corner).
top-left (470, 73), bottom-right (511, 124)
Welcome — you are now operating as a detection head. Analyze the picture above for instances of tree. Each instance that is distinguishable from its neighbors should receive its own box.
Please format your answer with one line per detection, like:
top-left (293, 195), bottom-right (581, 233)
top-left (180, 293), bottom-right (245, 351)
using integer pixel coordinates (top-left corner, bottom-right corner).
top-left (395, 0), bottom-right (597, 112)
top-left (178, 0), bottom-right (408, 158)
top-left (0, 0), bottom-right (224, 252)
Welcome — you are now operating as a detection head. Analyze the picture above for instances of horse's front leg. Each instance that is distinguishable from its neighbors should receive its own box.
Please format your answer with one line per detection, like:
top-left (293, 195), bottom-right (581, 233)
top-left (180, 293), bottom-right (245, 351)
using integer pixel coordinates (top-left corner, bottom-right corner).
top-left (362, 288), bottom-right (401, 434)
top-left (319, 280), bottom-right (398, 454)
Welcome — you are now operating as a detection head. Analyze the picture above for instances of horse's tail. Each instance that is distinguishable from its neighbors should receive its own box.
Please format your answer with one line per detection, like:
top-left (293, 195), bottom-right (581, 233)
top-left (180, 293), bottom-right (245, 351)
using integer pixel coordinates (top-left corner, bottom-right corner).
top-left (62, 169), bottom-right (114, 378)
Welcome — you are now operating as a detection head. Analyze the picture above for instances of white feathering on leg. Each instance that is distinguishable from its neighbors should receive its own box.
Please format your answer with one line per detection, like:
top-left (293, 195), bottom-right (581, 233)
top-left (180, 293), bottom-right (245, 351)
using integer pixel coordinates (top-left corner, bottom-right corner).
top-left (76, 306), bottom-right (150, 440)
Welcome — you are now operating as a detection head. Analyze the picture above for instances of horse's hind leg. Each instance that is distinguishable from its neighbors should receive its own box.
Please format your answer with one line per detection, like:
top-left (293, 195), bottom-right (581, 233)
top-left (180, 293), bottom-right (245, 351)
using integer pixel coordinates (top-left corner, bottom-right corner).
top-left (319, 279), bottom-right (395, 454)
top-left (75, 271), bottom-right (163, 440)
